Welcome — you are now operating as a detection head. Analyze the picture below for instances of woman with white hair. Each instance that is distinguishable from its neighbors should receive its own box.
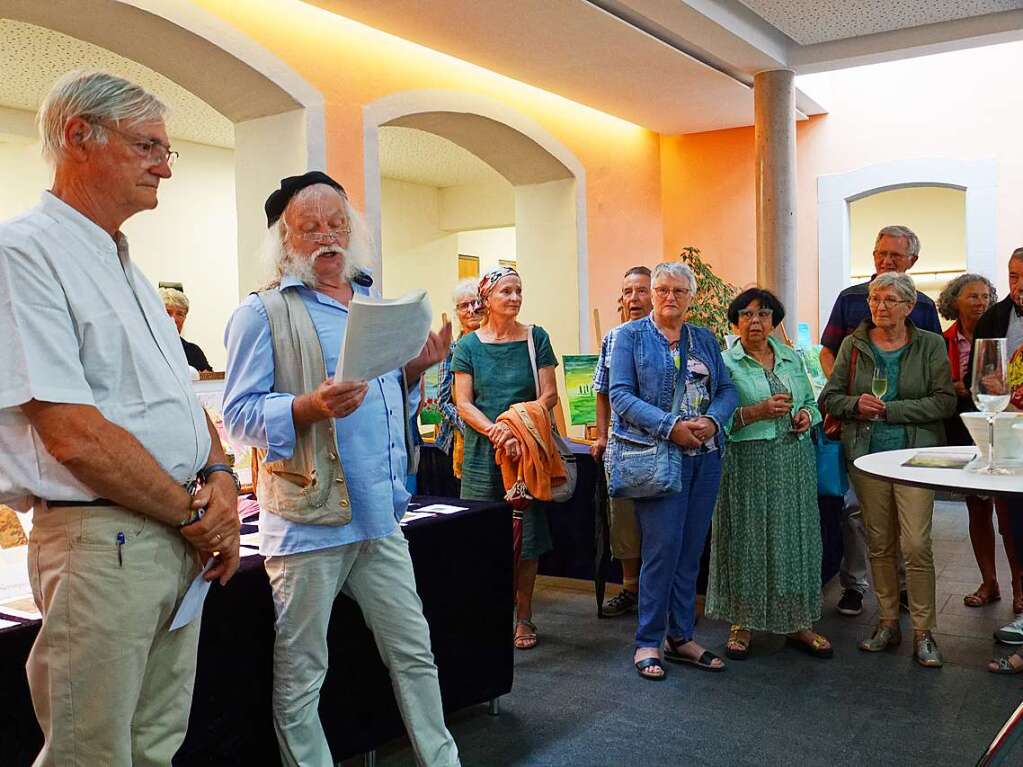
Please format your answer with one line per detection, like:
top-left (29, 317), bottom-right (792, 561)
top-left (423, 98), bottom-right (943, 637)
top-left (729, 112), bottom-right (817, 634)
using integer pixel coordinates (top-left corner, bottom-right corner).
top-left (160, 287), bottom-right (212, 372)
top-left (435, 279), bottom-right (482, 468)
top-left (608, 261), bottom-right (738, 680)
top-left (820, 271), bottom-right (956, 667)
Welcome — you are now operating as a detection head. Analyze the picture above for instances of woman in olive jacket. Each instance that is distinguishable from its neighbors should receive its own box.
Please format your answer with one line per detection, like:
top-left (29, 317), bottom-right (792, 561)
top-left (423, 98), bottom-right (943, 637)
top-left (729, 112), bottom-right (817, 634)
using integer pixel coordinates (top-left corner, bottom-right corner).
top-left (820, 272), bottom-right (956, 667)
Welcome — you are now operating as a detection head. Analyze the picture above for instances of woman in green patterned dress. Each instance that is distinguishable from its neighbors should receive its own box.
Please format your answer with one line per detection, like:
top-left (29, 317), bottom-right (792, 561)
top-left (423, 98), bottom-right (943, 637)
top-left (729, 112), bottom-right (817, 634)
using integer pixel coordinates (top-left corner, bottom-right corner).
top-left (452, 267), bottom-right (559, 650)
top-left (706, 288), bottom-right (832, 660)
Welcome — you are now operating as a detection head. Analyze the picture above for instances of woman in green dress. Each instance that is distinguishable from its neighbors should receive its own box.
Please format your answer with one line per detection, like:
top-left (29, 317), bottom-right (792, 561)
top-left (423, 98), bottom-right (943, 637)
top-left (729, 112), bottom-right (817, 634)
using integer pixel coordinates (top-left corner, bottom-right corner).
top-left (706, 288), bottom-right (832, 660)
top-left (452, 267), bottom-right (559, 650)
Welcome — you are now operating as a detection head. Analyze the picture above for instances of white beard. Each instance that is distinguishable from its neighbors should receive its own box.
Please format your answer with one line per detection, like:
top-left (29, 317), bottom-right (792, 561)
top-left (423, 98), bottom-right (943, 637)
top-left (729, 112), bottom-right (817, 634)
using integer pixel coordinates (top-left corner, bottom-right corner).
top-left (281, 244), bottom-right (345, 288)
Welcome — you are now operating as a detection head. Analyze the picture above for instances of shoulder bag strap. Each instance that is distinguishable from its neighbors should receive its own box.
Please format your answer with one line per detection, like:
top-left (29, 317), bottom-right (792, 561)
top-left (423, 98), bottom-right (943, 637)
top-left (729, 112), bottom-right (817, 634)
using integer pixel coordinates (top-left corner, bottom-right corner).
top-left (669, 324), bottom-right (689, 416)
top-left (847, 345), bottom-right (859, 396)
top-left (526, 325), bottom-right (541, 399)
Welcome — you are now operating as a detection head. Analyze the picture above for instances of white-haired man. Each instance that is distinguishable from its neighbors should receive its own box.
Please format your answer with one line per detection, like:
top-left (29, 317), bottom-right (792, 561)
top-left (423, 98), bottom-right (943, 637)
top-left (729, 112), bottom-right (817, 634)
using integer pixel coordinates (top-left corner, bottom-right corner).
top-left (0, 70), bottom-right (240, 765)
top-left (222, 171), bottom-right (459, 767)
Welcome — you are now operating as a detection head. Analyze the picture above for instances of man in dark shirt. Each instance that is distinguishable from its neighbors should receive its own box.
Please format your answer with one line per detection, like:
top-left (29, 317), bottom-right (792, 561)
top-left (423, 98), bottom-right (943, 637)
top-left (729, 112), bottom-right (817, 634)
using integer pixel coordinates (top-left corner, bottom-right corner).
top-left (821, 225), bottom-right (936, 617)
top-left (820, 225), bottom-right (942, 377)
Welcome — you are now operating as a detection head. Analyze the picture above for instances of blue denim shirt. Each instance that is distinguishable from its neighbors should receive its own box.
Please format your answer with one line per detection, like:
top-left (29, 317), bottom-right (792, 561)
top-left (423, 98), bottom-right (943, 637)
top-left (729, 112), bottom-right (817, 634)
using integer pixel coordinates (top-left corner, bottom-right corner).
top-left (608, 316), bottom-right (738, 451)
top-left (222, 276), bottom-right (419, 557)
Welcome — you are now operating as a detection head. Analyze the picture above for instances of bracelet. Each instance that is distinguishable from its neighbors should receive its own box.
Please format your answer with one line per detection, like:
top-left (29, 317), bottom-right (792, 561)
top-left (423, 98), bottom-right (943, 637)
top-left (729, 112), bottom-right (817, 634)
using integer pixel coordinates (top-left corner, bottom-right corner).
top-left (736, 406), bottom-right (746, 428)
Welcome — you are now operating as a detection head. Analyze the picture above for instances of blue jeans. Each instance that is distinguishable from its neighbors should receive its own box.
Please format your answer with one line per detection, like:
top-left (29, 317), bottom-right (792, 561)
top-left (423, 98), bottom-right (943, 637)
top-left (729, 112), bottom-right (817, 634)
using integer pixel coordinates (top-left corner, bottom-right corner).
top-left (634, 451), bottom-right (722, 648)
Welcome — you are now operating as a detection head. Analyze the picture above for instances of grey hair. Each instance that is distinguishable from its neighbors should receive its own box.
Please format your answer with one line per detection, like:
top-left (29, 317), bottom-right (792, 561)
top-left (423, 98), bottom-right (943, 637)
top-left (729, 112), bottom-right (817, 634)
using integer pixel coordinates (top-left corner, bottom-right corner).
top-left (159, 287), bottom-right (189, 312)
top-left (262, 183), bottom-right (373, 289)
top-left (38, 69), bottom-right (167, 165)
top-left (652, 262), bottom-right (698, 294)
top-left (869, 271), bottom-right (917, 304)
top-left (452, 278), bottom-right (478, 304)
top-left (875, 225), bottom-right (920, 260)
top-left (936, 273), bottom-right (997, 321)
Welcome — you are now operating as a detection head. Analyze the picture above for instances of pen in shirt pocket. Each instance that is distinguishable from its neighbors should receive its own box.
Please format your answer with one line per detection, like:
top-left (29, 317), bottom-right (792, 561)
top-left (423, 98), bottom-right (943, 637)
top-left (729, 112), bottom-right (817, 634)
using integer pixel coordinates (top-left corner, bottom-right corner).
top-left (116, 531), bottom-right (125, 567)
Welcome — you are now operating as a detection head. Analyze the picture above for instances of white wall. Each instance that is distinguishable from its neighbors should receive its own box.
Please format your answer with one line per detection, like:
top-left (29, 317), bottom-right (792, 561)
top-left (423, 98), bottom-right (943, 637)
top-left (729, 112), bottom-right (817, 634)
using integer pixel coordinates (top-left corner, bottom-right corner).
top-left (0, 109), bottom-right (237, 370)
top-left (457, 227), bottom-right (516, 273)
top-left (380, 178), bottom-right (459, 326)
top-left (440, 180), bottom-right (514, 230)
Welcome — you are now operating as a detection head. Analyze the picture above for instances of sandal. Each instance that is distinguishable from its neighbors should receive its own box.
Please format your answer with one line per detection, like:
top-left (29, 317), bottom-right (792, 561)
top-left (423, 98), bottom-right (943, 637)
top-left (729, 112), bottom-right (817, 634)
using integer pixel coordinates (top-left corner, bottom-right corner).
top-left (513, 620), bottom-right (537, 650)
top-left (634, 656), bottom-right (666, 681)
top-left (989, 653), bottom-right (1023, 675)
top-left (725, 626), bottom-right (751, 661)
top-left (964, 586), bottom-right (1001, 608)
top-left (663, 636), bottom-right (725, 672)
top-left (786, 630), bottom-right (834, 659)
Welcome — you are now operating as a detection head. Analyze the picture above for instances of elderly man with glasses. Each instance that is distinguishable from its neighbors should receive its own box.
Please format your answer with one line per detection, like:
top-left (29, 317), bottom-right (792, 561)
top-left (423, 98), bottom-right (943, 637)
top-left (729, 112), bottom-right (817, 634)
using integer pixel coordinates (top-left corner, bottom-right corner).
top-left (0, 70), bottom-right (240, 765)
top-left (222, 171), bottom-right (459, 766)
top-left (819, 225), bottom-right (941, 619)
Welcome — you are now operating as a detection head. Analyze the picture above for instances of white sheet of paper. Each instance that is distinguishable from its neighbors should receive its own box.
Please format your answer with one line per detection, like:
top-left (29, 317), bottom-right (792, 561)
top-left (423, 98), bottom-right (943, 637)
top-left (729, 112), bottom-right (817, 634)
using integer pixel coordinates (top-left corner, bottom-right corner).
top-left (240, 532), bottom-right (262, 548)
top-left (399, 511), bottom-right (436, 525)
top-left (0, 602), bottom-right (39, 620)
top-left (0, 618), bottom-right (18, 630)
top-left (336, 290), bottom-right (432, 382)
top-left (414, 504), bottom-right (468, 514)
top-left (169, 559), bottom-right (215, 632)
top-left (238, 547), bottom-right (261, 558)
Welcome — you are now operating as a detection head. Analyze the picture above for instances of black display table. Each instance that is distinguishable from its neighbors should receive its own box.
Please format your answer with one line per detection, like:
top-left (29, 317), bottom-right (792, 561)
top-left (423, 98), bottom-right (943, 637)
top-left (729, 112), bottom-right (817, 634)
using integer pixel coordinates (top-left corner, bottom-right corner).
top-left (0, 497), bottom-right (512, 767)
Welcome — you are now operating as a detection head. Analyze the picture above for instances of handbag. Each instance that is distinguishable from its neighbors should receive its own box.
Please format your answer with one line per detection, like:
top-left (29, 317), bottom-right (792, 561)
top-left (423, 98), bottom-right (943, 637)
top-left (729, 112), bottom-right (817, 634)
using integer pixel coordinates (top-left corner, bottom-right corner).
top-left (605, 328), bottom-right (687, 499)
top-left (822, 346), bottom-right (858, 440)
top-left (525, 326), bottom-right (578, 503)
top-left (811, 425), bottom-right (849, 497)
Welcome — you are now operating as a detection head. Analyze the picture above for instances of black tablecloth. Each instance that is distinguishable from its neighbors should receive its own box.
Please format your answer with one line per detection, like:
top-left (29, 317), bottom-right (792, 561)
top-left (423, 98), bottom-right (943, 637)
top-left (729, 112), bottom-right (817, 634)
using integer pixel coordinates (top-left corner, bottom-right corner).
top-left (0, 498), bottom-right (512, 767)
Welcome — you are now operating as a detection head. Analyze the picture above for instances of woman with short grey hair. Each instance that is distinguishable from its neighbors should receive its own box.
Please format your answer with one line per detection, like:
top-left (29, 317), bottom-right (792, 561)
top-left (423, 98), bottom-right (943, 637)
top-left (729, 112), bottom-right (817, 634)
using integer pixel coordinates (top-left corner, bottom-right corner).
top-left (652, 261), bottom-right (698, 295)
top-left (820, 272), bottom-right (956, 667)
top-left (936, 274), bottom-right (1013, 610)
top-left (434, 279), bottom-right (482, 465)
top-left (159, 287), bottom-right (212, 372)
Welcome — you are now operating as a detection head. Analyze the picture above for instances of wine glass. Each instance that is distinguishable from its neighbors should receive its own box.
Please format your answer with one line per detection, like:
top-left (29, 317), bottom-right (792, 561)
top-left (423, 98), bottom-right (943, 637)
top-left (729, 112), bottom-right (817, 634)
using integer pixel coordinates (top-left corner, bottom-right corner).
top-left (971, 338), bottom-right (1010, 474)
top-left (870, 368), bottom-right (888, 421)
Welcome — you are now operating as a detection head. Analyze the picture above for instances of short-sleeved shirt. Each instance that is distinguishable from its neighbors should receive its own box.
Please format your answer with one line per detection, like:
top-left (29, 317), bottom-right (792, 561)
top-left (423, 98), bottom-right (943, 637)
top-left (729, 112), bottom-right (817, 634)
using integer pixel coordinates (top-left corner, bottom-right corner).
top-left (821, 278), bottom-right (941, 354)
top-left (0, 193), bottom-right (211, 508)
top-left (592, 325), bottom-right (621, 395)
top-left (1007, 310), bottom-right (1023, 410)
top-left (450, 325), bottom-right (557, 498)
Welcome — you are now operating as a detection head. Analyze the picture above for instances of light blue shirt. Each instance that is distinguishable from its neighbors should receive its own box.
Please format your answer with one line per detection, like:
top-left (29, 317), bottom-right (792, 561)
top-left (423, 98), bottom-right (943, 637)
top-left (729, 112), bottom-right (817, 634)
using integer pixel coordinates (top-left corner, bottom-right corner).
top-left (223, 276), bottom-right (418, 557)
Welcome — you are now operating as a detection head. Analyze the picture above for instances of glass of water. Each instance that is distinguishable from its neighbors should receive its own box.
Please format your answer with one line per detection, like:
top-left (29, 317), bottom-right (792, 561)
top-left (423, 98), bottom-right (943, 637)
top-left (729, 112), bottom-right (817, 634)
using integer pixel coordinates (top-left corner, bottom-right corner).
top-left (971, 338), bottom-right (1010, 474)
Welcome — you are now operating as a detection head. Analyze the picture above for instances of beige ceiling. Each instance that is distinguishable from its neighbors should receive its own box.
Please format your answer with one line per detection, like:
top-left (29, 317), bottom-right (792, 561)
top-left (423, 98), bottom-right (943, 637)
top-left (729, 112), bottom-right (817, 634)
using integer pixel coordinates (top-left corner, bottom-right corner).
top-left (379, 127), bottom-right (507, 188)
top-left (0, 18), bottom-right (233, 147)
top-left (304, 0), bottom-right (765, 135)
top-left (738, 0), bottom-right (1023, 46)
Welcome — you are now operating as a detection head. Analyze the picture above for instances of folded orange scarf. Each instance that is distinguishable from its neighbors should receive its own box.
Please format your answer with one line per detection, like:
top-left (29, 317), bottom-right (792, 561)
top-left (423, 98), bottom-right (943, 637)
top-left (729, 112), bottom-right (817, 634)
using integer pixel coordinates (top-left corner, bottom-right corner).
top-left (495, 401), bottom-right (567, 503)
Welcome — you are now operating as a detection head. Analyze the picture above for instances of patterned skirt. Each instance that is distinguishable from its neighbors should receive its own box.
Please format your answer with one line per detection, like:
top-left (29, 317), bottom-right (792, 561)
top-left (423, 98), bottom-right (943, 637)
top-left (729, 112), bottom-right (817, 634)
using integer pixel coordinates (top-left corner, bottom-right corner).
top-left (705, 433), bottom-right (822, 633)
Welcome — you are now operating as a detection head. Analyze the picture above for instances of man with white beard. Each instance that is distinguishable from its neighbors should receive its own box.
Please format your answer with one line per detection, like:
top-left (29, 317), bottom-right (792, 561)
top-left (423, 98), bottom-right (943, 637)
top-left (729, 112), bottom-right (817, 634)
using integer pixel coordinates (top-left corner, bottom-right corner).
top-left (222, 171), bottom-right (459, 766)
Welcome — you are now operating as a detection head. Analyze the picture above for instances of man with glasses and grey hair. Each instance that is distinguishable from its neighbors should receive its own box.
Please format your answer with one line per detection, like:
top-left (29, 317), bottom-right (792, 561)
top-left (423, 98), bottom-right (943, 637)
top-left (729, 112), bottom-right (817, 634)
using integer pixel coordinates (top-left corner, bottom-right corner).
top-left (0, 70), bottom-right (240, 765)
top-left (819, 225), bottom-right (941, 618)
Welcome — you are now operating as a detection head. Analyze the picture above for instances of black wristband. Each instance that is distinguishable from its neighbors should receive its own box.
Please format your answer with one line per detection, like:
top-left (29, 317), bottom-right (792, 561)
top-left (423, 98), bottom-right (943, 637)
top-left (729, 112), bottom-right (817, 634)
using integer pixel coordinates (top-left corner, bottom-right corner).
top-left (199, 463), bottom-right (241, 492)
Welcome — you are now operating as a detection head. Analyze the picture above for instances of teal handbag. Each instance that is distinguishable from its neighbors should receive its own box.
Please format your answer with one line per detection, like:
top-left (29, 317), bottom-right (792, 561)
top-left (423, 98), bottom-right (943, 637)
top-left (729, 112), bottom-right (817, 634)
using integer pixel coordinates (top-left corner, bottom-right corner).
top-left (812, 425), bottom-right (848, 498)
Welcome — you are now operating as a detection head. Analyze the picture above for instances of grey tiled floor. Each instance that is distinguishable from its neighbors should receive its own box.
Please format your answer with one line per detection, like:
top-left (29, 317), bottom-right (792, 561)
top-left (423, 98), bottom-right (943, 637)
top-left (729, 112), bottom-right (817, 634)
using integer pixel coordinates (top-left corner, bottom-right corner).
top-left (348, 500), bottom-right (1023, 766)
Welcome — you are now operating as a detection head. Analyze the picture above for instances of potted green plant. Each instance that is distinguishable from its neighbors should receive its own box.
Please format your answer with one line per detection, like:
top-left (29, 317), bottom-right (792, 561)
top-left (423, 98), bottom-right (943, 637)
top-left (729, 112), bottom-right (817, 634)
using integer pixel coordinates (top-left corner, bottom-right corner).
top-left (677, 246), bottom-right (737, 347)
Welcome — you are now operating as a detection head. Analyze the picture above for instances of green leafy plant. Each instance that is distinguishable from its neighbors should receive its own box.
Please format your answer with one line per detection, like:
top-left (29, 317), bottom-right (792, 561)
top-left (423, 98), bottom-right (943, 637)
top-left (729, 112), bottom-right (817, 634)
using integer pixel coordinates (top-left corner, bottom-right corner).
top-left (677, 246), bottom-right (737, 348)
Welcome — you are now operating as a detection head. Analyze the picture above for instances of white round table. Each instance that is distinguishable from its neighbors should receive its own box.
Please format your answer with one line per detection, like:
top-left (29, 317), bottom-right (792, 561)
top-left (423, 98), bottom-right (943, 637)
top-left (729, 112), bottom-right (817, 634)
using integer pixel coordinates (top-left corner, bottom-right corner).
top-left (854, 447), bottom-right (1023, 497)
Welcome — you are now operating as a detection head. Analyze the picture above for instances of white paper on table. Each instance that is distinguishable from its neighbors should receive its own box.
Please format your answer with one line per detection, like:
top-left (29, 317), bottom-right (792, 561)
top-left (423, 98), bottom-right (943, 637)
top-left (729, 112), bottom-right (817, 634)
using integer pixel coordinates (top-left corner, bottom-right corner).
top-left (238, 547), bottom-right (261, 558)
top-left (399, 511), bottom-right (436, 525)
top-left (169, 559), bottom-right (215, 632)
top-left (0, 601), bottom-right (39, 620)
top-left (0, 618), bottom-right (18, 630)
top-left (414, 504), bottom-right (468, 514)
top-left (336, 290), bottom-right (432, 382)
top-left (240, 532), bottom-right (262, 548)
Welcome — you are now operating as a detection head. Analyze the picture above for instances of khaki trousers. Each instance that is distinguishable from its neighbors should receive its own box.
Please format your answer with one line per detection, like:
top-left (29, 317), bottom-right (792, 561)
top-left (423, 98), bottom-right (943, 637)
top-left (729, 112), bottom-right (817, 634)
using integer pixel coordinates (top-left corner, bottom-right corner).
top-left (609, 495), bottom-right (641, 561)
top-left (264, 530), bottom-right (459, 767)
top-left (26, 504), bottom-right (200, 767)
top-left (850, 470), bottom-right (937, 631)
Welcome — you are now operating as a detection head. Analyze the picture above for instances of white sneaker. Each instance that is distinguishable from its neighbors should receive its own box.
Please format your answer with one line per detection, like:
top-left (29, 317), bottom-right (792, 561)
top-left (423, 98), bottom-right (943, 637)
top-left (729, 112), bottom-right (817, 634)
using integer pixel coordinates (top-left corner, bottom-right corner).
top-left (994, 614), bottom-right (1023, 646)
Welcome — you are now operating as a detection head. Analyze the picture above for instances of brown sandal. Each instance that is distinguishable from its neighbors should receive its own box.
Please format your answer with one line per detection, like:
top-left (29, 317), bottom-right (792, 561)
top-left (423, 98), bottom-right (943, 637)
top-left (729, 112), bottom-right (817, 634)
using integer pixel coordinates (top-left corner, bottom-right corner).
top-left (964, 586), bottom-right (1001, 608)
top-left (725, 625), bottom-right (751, 660)
top-left (786, 630), bottom-right (834, 659)
top-left (514, 620), bottom-right (537, 650)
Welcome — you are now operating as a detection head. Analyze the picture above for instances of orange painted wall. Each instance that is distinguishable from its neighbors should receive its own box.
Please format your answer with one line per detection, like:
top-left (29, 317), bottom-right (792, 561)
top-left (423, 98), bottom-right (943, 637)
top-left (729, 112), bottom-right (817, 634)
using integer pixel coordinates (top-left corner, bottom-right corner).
top-left (193, 0), bottom-right (663, 351)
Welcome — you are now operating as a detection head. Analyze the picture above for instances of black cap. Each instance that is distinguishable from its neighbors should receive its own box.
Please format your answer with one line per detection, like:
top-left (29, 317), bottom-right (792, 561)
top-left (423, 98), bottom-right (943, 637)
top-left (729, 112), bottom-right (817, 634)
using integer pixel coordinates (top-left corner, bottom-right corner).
top-left (264, 171), bottom-right (346, 227)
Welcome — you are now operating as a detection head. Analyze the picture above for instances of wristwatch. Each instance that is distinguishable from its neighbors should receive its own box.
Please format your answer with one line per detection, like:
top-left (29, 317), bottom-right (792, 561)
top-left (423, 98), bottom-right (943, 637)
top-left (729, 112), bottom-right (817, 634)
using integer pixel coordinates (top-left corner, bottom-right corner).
top-left (199, 463), bottom-right (242, 493)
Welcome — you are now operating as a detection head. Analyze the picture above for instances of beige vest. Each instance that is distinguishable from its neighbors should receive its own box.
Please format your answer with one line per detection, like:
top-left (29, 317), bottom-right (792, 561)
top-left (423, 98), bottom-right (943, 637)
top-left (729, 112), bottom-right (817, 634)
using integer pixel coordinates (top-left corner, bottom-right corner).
top-left (255, 288), bottom-right (418, 526)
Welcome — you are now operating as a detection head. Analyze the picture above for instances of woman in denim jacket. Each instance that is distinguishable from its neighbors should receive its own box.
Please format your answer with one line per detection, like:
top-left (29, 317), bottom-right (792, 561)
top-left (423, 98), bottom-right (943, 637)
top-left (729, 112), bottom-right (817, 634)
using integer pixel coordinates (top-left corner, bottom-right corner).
top-left (609, 262), bottom-right (738, 680)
